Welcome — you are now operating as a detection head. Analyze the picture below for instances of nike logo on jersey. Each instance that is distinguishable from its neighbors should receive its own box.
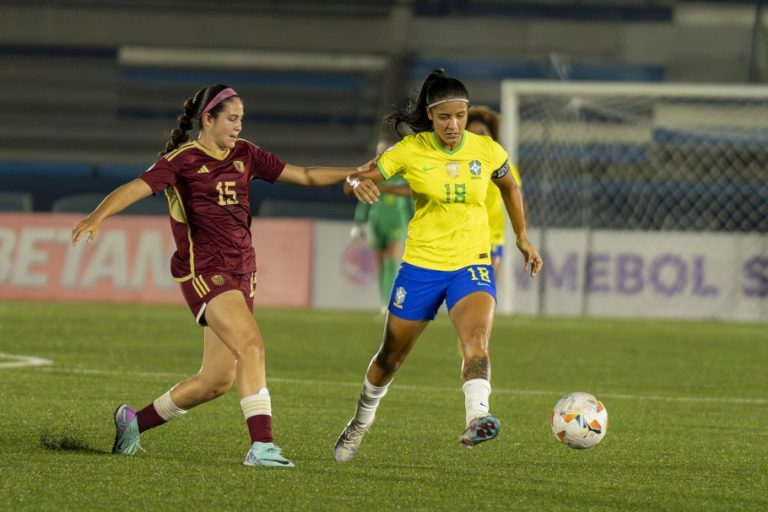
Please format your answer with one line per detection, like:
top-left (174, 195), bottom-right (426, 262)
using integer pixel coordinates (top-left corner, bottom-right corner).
top-left (421, 165), bottom-right (436, 172)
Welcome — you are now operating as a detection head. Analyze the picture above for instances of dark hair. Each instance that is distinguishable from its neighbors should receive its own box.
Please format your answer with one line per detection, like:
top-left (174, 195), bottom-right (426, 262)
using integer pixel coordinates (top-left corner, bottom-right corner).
top-left (377, 126), bottom-right (401, 147)
top-left (467, 105), bottom-right (500, 142)
top-left (385, 69), bottom-right (469, 137)
top-left (159, 84), bottom-right (239, 157)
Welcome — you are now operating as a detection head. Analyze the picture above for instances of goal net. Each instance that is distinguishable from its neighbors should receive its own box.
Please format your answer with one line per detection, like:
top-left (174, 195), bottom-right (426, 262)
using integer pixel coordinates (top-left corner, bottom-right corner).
top-left (498, 81), bottom-right (768, 322)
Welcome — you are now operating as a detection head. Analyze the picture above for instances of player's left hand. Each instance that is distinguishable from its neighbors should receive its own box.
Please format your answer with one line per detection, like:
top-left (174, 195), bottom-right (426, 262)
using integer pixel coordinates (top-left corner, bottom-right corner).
top-left (516, 239), bottom-right (543, 278)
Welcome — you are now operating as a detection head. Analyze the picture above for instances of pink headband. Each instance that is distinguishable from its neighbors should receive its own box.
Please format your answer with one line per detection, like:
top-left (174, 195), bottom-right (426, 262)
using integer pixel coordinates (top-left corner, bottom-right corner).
top-left (200, 87), bottom-right (238, 118)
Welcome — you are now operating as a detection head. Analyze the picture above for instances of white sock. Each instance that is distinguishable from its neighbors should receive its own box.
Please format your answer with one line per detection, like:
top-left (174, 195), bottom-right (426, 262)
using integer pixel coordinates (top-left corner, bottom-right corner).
top-left (154, 387), bottom-right (188, 421)
top-left (463, 379), bottom-right (491, 425)
top-left (353, 377), bottom-right (389, 426)
top-left (240, 387), bottom-right (272, 419)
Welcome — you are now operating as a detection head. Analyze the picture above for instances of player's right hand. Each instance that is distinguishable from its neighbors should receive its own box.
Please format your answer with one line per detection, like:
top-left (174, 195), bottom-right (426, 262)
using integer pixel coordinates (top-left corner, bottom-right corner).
top-left (71, 217), bottom-right (100, 245)
top-left (349, 177), bottom-right (380, 205)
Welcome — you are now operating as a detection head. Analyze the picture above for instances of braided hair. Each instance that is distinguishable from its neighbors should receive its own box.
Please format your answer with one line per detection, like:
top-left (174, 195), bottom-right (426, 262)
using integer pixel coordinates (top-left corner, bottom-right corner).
top-left (158, 84), bottom-right (237, 157)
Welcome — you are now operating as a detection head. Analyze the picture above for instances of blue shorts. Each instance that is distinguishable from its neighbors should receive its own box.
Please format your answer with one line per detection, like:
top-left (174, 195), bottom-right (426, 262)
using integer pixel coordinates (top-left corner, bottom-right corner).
top-left (491, 244), bottom-right (504, 260)
top-left (388, 262), bottom-right (496, 321)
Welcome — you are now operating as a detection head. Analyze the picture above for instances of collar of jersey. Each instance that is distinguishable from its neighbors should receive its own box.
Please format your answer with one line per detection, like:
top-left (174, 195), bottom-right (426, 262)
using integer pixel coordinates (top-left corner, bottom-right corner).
top-left (193, 140), bottom-right (231, 161)
top-left (430, 131), bottom-right (466, 156)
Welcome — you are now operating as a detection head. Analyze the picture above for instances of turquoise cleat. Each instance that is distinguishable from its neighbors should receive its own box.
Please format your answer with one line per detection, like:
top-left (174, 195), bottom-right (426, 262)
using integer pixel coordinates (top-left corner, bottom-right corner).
top-left (243, 442), bottom-right (295, 468)
top-left (459, 414), bottom-right (500, 448)
top-left (112, 404), bottom-right (143, 455)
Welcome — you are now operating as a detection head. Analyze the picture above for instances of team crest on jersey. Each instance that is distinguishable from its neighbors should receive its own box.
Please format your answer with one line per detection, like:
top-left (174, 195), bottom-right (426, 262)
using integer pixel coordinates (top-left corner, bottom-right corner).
top-left (469, 160), bottom-right (482, 176)
top-left (211, 275), bottom-right (225, 286)
top-left (445, 161), bottom-right (461, 179)
top-left (233, 161), bottom-right (245, 173)
top-left (392, 286), bottom-right (407, 309)
top-left (197, 165), bottom-right (210, 174)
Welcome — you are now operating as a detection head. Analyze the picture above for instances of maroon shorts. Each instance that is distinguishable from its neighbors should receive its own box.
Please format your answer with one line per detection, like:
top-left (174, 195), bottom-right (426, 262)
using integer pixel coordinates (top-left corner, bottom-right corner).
top-left (179, 272), bottom-right (257, 326)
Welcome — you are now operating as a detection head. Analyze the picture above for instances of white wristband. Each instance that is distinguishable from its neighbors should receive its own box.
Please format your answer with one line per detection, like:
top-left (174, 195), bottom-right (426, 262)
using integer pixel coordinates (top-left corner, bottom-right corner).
top-left (346, 175), bottom-right (361, 189)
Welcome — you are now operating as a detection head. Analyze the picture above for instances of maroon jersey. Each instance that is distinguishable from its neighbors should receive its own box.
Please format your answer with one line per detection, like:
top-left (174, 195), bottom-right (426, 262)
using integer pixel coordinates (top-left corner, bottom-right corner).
top-left (140, 139), bottom-right (285, 280)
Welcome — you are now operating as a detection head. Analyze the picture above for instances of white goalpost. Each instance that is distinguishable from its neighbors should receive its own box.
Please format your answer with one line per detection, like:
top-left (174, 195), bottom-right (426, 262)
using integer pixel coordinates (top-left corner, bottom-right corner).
top-left (498, 81), bottom-right (768, 322)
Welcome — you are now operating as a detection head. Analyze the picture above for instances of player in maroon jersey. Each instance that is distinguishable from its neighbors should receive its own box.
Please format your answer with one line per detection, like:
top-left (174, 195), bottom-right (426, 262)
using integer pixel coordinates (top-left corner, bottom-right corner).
top-left (71, 84), bottom-right (377, 468)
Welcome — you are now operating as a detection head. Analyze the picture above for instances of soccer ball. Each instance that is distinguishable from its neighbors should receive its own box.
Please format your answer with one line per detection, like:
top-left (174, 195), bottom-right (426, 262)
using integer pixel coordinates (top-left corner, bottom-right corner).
top-left (550, 392), bottom-right (608, 449)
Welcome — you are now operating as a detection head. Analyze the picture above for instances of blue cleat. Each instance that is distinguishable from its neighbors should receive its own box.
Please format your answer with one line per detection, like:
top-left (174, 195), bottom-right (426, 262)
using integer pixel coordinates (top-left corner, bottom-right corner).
top-left (459, 414), bottom-right (500, 448)
top-left (112, 404), bottom-right (143, 455)
top-left (243, 442), bottom-right (295, 468)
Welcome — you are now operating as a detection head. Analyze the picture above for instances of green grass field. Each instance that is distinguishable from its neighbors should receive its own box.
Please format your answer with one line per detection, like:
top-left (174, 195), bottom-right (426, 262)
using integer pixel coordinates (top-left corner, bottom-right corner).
top-left (1, 301), bottom-right (766, 511)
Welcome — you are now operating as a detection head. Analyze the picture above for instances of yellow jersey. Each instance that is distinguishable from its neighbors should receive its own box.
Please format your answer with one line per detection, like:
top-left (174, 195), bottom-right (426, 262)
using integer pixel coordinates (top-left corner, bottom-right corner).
top-left (377, 131), bottom-right (509, 271)
top-left (486, 160), bottom-right (522, 248)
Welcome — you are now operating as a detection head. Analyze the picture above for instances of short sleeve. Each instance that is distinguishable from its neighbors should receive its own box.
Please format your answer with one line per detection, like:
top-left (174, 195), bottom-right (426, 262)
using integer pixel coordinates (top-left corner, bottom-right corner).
top-left (139, 158), bottom-right (178, 196)
top-left (376, 140), bottom-right (406, 179)
top-left (489, 141), bottom-right (522, 186)
top-left (489, 140), bottom-right (508, 172)
top-left (247, 142), bottom-right (285, 183)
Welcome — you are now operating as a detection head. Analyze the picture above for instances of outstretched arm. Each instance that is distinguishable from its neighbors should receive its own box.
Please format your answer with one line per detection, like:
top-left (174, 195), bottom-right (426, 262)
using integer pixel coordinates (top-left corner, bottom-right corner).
top-left (494, 173), bottom-right (543, 278)
top-left (71, 178), bottom-right (153, 245)
top-left (277, 159), bottom-right (381, 203)
top-left (277, 157), bottom-right (377, 187)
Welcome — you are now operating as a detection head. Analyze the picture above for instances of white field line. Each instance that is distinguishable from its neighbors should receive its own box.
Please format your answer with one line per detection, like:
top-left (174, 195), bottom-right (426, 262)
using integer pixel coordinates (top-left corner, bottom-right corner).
top-left (0, 353), bottom-right (53, 369)
top-left (31, 365), bottom-right (768, 406)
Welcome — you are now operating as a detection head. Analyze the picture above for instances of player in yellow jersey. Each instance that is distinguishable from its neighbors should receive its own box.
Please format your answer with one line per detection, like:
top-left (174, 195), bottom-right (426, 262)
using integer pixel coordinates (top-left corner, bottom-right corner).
top-left (334, 70), bottom-right (542, 462)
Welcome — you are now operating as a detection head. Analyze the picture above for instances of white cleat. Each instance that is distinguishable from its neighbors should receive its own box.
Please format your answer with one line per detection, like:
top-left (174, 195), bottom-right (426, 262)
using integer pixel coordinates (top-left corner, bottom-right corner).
top-left (334, 419), bottom-right (371, 462)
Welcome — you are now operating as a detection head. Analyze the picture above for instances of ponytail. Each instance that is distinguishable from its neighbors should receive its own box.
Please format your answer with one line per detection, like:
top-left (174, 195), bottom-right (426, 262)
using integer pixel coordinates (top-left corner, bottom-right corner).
top-left (385, 69), bottom-right (469, 137)
top-left (159, 98), bottom-right (196, 157)
top-left (158, 84), bottom-right (237, 157)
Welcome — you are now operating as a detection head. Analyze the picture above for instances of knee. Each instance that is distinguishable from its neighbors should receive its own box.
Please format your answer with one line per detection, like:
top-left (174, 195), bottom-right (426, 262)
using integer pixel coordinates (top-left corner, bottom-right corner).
top-left (234, 334), bottom-right (265, 362)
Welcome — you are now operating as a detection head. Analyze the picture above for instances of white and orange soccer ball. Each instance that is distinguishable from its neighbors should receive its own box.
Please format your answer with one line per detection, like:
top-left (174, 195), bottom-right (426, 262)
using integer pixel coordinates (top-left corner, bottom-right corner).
top-left (550, 392), bottom-right (608, 449)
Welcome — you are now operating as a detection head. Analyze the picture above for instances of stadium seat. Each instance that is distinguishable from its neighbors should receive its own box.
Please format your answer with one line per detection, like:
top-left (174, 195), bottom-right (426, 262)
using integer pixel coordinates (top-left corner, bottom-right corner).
top-left (0, 191), bottom-right (33, 212)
